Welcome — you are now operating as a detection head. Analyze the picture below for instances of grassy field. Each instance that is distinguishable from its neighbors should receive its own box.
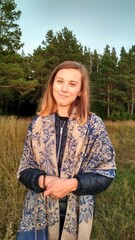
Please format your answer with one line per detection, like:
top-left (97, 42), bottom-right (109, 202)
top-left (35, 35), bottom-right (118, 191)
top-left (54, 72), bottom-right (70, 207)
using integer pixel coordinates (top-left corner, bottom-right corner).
top-left (0, 117), bottom-right (135, 240)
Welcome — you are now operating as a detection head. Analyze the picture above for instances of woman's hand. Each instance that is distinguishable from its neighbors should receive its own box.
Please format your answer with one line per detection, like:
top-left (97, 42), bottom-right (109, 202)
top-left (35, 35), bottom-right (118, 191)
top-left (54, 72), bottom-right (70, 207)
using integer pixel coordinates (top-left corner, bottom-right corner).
top-left (45, 175), bottom-right (59, 187)
top-left (38, 175), bottom-right (59, 189)
top-left (44, 178), bottom-right (78, 198)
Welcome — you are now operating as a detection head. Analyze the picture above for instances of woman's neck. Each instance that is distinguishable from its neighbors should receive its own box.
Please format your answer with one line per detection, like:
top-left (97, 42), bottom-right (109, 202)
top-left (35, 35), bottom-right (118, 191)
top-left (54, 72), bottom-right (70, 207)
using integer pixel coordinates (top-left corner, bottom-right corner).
top-left (57, 107), bottom-right (69, 117)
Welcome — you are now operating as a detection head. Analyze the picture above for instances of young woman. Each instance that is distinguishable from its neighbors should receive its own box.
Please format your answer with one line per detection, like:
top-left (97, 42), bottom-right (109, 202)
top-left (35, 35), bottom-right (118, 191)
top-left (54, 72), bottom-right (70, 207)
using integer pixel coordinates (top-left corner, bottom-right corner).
top-left (17, 61), bottom-right (116, 240)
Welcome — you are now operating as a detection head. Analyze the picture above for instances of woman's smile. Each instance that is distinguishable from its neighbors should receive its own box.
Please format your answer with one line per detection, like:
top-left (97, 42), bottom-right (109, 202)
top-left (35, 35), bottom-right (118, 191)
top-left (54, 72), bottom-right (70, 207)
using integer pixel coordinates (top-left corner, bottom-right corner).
top-left (58, 94), bottom-right (69, 99)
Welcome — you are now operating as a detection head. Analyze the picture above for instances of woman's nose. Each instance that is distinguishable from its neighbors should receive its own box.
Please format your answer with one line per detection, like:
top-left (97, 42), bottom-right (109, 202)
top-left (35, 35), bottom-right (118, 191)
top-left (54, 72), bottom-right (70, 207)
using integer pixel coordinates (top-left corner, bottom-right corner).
top-left (61, 83), bottom-right (68, 92)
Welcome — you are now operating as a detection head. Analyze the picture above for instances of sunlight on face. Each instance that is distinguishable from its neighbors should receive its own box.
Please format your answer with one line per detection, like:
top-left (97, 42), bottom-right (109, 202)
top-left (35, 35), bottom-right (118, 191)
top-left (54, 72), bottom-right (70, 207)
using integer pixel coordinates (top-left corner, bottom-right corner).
top-left (53, 68), bottom-right (82, 116)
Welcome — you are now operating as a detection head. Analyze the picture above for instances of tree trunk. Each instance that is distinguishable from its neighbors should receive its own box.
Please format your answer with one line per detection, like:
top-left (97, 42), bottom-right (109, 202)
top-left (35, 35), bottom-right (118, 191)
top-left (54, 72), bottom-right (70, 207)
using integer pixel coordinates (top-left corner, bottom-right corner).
top-left (131, 88), bottom-right (135, 115)
top-left (107, 83), bottom-right (110, 118)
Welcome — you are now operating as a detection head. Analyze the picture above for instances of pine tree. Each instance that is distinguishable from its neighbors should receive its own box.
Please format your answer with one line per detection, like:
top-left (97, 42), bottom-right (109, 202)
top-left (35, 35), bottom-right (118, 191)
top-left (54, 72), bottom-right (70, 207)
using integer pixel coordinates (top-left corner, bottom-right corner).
top-left (0, 0), bottom-right (40, 115)
top-left (92, 45), bottom-right (118, 118)
top-left (0, 0), bottom-right (23, 54)
top-left (32, 27), bottom-right (85, 84)
top-left (118, 46), bottom-right (135, 117)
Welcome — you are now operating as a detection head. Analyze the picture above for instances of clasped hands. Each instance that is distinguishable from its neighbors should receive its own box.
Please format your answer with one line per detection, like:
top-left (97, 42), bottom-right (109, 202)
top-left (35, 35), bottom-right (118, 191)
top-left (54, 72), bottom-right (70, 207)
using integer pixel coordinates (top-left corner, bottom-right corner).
top-left (39, 175), bottom-right (78, 199)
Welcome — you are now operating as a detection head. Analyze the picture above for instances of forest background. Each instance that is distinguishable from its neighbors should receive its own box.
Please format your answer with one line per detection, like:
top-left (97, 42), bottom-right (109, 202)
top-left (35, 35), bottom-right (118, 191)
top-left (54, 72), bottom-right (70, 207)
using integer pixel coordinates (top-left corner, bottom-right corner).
top-left (0, 1), bottom-right (135, 240)
top-left (0, 0), bottom-right (135, 120)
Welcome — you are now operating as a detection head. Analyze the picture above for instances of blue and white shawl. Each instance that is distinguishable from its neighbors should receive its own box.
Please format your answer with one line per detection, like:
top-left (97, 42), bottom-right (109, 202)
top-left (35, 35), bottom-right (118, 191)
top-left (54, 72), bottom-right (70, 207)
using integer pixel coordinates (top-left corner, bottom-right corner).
top-left (17, 113), bottom-right (116, 240)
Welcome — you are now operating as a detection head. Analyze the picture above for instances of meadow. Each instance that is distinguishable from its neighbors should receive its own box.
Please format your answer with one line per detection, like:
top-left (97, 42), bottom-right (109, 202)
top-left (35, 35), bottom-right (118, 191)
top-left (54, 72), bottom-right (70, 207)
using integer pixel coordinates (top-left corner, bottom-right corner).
top-left (0, 117), bottom-right (135, 240)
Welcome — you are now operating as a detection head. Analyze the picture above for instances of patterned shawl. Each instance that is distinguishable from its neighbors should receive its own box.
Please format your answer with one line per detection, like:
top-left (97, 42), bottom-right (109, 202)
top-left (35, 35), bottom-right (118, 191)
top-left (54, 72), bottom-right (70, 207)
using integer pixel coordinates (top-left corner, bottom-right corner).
top-left (17, 113), bottom-right (116, 240)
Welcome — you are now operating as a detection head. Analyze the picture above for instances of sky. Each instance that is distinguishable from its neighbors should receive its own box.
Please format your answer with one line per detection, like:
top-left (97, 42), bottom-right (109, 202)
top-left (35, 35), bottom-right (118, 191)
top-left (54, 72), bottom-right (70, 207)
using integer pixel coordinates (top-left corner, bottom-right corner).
top-left (15, 0), bottom-right (135, 56)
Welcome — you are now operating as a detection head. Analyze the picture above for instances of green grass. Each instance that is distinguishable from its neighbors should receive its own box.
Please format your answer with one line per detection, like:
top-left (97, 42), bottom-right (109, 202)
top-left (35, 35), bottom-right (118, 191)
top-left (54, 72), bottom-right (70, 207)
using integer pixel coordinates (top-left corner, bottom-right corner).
top-left (0, 117), bottom-right (135, 240)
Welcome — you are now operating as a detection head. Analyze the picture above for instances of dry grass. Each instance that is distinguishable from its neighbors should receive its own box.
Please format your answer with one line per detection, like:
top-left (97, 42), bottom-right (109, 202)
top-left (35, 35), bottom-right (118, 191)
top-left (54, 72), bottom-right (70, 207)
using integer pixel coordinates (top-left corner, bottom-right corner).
top-left (105, 120), bottom-right (135, 172)
top-left (91, 120), bottom-right (135, 240)
top-left (0, 117), bottom-right (135, 240)
top-left (0, 116), bottom-right (29, 240)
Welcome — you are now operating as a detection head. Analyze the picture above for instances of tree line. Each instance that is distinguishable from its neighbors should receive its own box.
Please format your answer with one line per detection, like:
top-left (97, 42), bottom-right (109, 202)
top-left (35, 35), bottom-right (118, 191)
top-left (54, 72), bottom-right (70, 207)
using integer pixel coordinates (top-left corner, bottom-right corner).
top-left (0, 0), bottom-right (135, 120)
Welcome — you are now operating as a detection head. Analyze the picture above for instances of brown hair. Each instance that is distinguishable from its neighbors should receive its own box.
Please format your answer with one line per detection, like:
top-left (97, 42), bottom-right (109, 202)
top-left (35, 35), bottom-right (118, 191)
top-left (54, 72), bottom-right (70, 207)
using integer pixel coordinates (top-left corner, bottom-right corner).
top-left (38, 61), bottom-right (91, 124)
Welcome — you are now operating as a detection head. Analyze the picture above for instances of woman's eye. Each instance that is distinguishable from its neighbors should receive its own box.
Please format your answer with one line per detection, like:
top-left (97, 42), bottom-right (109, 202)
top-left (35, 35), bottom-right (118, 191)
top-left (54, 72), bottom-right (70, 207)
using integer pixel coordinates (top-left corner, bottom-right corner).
top-left (70, 83), bottom-right (76, 87)
top-left (57, 80), bottom-right (63, 83)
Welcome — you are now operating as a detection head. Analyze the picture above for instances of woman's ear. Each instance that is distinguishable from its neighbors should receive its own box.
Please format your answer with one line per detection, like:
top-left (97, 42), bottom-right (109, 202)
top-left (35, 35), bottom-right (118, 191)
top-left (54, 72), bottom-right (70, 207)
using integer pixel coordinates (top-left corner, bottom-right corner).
top-left (77, 91), bottom-right (81, 97)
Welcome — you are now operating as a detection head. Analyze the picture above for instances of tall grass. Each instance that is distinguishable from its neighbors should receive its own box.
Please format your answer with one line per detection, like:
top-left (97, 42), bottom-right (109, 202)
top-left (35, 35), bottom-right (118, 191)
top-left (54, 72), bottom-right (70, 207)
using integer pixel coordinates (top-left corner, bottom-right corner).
top-left (0, 117), bottom-right (135, 239)
top-left (91, 120), bottom-right (135, 240)
top-left (0, 117), bottom-right (29, 240)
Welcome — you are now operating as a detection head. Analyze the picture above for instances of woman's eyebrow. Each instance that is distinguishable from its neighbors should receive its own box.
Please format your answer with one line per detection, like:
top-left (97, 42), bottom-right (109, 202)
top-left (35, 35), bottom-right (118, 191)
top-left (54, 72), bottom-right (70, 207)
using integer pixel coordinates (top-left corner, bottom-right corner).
top-left (55, 77), bottom-right (78, 84)
top-left (69, 80), bottom-right (79, 84)
top-left (55, 77), bottom-right (63, 80)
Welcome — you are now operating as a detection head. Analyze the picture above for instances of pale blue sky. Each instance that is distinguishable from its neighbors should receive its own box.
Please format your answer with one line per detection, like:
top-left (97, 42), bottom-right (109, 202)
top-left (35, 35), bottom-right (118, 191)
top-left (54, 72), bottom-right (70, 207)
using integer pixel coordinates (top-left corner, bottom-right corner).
top-left (15, 0), bottom-right (135, 56)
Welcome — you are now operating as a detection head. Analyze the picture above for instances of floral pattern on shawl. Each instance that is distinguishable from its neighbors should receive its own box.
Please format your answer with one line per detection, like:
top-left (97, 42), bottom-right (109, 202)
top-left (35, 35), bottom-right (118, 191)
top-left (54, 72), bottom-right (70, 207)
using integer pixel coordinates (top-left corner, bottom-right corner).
top-left (79, 195), bottom-right (94, 223)
top-left (18, 191), bottom-right (47, 232)
top-left (17, 113), bottom-right (116, 240)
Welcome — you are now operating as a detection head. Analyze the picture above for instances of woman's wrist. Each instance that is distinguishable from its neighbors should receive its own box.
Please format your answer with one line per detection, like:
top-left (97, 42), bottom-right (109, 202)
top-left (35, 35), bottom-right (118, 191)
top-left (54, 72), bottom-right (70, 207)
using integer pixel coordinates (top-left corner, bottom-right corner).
top-left (39, 174), bottom-right (46, 190)
top-left (68, 178), bottom-right (78, 192)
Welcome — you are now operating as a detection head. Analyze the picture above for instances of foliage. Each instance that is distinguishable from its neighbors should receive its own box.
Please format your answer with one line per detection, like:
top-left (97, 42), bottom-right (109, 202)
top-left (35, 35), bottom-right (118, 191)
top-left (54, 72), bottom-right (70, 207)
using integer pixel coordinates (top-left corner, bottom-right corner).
top-left (0, 0), bottom-right (23, 54)
top-left (0, 117), bottom-right (135, 239)
top-left (32, 27), bottom-right (86, 83)
top-left (0, 0), bottom-right (135, 119)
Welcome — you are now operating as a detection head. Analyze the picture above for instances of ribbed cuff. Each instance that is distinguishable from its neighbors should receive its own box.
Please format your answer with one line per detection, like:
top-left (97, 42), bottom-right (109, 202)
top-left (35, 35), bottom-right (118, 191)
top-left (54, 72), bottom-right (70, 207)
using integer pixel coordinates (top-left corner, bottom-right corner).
top-left (73, 175), bottom-right (82, 194)
top-left (35, 173), bottom-right (46, 192)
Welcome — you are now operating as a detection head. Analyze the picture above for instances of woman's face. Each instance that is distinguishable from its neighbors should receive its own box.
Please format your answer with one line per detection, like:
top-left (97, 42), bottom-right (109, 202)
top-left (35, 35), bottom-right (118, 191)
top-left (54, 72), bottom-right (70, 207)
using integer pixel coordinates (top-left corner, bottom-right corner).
top-left (53, 68), bottom-right (82, 115)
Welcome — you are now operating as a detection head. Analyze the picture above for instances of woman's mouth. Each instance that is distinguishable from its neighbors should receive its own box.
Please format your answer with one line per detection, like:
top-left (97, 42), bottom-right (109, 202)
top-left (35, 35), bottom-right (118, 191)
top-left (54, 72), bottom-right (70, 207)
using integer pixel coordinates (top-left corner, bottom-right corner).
top-left (58, 94), bottom-right (68, 99)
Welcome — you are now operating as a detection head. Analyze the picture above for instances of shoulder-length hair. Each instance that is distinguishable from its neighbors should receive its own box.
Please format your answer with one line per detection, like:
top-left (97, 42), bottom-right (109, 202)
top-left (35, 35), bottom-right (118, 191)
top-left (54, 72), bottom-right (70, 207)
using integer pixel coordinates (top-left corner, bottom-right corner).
top-left (38, 61), bottom-right (91, 124)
